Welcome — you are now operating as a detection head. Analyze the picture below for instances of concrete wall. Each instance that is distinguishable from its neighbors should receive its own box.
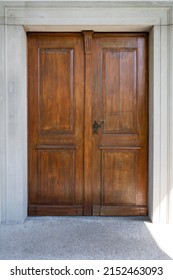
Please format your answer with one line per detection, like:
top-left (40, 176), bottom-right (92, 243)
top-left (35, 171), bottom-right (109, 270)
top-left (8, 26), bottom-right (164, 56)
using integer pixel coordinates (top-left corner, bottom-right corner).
top-left (0, 24), bottom-right (6, 223)
top-left (0, 0), bottom-right (173, 223)
top-left (0, 21), bottom-right (27, 223)
top-left (5, 25), bottom-right (27, 223)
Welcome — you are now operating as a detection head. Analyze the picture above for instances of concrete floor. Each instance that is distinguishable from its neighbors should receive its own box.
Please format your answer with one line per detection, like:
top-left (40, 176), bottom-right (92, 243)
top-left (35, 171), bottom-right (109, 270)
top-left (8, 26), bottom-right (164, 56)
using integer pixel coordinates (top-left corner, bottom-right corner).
top-left (0, 216), bottom-right (173, 260)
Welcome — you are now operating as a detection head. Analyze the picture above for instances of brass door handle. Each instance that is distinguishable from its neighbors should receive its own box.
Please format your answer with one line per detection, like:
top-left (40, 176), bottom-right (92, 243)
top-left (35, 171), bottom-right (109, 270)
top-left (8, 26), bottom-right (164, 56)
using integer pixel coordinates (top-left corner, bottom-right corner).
top-left (92, 120), bottom-right (104, 134)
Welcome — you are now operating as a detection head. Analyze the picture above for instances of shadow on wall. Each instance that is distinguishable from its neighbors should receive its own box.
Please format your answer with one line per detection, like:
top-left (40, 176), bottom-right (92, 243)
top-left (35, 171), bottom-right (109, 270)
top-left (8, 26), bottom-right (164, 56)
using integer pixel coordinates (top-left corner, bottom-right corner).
top-left (0, 216), bottom-right (171, 260)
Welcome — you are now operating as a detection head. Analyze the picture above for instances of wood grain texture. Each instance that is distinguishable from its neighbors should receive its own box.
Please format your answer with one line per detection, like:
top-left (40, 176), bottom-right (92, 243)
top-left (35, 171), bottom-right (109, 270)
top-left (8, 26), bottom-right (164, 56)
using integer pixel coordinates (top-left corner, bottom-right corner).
top-left (29, 205), bottom-right (83, 216)
top-left (102, 150), bottom-right (137, 205)
top-left (39, 48), bottom-right (74, 133)
top-left (83, 31), bottom-right (94, 215)
top-left (37, 150), bottom-right (75, 204)
top-left (91, 33), bottom-right (148, 216)
top-left (93, 205), bottom-right (147, 216)
top-left (103, 49), bottom-right (137, 133)
top-left (28, 32), bottom-right (148, 216)
top-left (28, 33), bottom-right (84, 215)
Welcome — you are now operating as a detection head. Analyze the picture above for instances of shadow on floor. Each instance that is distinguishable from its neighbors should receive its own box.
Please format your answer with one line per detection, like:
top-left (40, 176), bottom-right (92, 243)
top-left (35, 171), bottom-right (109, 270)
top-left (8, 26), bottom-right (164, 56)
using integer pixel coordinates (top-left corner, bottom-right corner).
top-left (0, 216), bottom-right (171, 260)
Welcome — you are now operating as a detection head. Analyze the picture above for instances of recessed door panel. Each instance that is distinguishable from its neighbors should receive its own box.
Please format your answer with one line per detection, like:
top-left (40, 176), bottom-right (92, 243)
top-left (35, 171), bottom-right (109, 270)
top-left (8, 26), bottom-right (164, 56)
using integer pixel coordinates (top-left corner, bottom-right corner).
top-left (102, 150), bottom-right (137, 205)
top-left (37, 149), bottom-right (75, 204)
top-left (39, 48), bottom-right (74, 133)
top-left (103, 49), bottom-right (137, 133)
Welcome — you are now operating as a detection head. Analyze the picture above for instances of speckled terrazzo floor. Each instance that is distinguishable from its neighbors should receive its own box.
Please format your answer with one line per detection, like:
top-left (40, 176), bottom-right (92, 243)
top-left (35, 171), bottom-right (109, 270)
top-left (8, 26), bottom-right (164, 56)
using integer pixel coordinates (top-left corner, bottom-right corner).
top-left (0, 216), bottom-right (172, 260)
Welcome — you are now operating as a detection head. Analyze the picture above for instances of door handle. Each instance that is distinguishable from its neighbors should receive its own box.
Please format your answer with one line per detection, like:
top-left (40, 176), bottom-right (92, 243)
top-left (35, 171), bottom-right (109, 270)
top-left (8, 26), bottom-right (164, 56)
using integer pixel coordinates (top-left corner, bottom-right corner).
top-left (92, 120), bottom-right (104, 134)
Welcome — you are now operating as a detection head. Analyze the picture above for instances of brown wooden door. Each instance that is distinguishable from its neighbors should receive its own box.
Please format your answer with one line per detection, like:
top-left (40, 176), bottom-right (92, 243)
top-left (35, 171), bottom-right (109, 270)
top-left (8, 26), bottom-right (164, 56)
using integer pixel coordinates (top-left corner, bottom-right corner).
top-left (28, 33), bottom-right (85, 215)
top-left (91, 33), bottom-right (148, 216)
top-left (28, 32), bottom-right (148, 216)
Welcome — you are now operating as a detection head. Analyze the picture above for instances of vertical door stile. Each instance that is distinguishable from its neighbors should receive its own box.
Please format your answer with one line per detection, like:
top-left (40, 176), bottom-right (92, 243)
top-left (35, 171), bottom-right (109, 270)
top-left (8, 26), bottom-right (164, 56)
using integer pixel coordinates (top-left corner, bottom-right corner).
top-left (83, 31), bottom-right (94, 215)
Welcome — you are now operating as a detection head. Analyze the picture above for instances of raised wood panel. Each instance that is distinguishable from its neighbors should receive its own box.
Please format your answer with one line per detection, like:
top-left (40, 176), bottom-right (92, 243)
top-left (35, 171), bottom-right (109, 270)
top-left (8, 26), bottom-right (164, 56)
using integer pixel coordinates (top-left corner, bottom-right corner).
top-left (102, 150), bottom-right (137, 205)
top-left (103, 49), bottom-right (137, 133)
top-left (97, 37), bottom-right (138, 49)
top-left (39, 48), bottom-right (74, 133)
top-left (29, 205), bottom-right (84, 216)
top-left (37, 150), bottom-right (75, 204)
top-left (93, 205), bottom-right (147, 216)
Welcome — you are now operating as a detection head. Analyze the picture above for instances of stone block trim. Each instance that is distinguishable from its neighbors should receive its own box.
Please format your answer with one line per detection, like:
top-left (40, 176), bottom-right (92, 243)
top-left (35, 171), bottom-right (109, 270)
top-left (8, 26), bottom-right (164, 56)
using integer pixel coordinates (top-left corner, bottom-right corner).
top-left (0, 0), bottom-right (173, 223)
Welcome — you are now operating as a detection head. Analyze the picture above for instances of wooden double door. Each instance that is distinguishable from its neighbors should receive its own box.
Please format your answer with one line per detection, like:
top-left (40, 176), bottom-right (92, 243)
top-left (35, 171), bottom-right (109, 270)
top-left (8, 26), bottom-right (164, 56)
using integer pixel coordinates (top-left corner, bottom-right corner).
top-left (28, 32), bottom-right (148, 216)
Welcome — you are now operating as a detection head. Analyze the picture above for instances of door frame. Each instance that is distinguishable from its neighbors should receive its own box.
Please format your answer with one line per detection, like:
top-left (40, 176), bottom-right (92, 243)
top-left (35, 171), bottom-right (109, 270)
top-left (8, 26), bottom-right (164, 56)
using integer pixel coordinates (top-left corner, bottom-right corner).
top-left (0, 1), bottom-right (173, 223)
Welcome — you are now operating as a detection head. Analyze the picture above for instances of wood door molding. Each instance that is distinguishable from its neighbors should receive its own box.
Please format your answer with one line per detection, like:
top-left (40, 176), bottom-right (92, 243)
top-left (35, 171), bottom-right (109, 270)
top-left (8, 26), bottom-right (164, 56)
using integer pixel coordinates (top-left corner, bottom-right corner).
top-left (82, 31), bottom-right (94, 215)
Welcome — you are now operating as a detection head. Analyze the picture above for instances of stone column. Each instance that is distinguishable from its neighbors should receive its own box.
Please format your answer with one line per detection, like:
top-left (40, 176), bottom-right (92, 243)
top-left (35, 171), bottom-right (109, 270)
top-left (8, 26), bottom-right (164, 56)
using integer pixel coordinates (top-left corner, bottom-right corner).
top-left (160, 25), bottom-right (169, 223)
top-left (5, 25), bottom-right (27, 222)
top-left (0, 23), bottom-right (6, 223)
top-left (149, 26), bottom-right (159, 223)
top-left (168, 24), bottom-right (173, 224)
top-left (149, 24), bottom-right (172, 224)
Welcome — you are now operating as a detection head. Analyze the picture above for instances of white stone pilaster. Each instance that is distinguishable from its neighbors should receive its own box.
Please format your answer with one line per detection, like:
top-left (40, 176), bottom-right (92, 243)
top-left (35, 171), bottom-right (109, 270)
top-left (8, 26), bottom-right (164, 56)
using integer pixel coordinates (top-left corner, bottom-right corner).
top-left (149, 26), bottom-right (161, 223)
top-left (168, 24), bottom-right (173, 224)
top-left (160, 25), bottom-right (169, 223)
top-left (5, 25), bottom-right (27, 222)
top-left (149, 25), bottom-right (171, 224)
top-left (0, 24), bottom-right (6, 223)
top-left (149, 24), bottom-right (173, 224)
top-left (148, 26), bottom-right (154, 223)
